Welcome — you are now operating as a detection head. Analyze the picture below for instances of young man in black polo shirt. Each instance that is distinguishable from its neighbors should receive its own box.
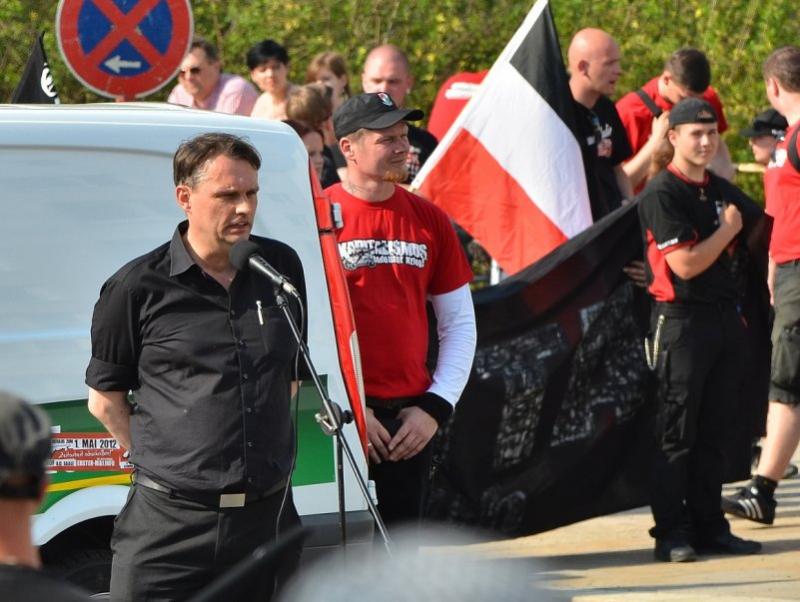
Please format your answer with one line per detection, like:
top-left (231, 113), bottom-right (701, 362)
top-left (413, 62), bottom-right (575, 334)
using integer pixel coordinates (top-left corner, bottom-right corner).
top-left (639, 98), bottom-right (761, 562)
top-left (86, 133), bottom-right (307, 600)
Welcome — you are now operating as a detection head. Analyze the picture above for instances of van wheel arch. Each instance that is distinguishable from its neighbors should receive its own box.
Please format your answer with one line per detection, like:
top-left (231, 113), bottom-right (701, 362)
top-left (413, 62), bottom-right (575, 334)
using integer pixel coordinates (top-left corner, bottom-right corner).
top-left (40, 516), bottom-right (114, 596)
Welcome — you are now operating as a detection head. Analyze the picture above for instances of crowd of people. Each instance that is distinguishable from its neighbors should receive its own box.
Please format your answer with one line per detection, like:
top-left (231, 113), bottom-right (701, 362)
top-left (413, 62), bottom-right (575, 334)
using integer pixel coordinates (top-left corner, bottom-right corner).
top-left (566, 31), bottom-right (800, 563)
top-left (166, 38), bottom-right (439, 191)
top-left (162, 30), bottom-right (800, 567)
top-left (4, 25), bottom-right (800, 602)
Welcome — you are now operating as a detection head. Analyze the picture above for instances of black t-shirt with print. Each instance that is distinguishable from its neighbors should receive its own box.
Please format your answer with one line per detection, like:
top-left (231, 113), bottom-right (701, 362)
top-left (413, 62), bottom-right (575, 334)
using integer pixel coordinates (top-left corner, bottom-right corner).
top-left (638, 167), bottom-right (752, 304)
top-left (575, 95), bottom-right (633, 220)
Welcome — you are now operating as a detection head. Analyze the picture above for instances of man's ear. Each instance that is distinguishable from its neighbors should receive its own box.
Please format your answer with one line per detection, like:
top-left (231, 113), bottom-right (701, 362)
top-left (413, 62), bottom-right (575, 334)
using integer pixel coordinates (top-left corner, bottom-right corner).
top-left (36, 475), bottom-right (49, 504)
top-left (765, 77), bottom-right (780, 100)
top-left (667, 127), bottom-right (678, 147)
top-left (578, 59), bottom-right (590, 76)
top-left (407, 74), bottom-right (415, 93)
top-left (176, 184), bottom-right (192, 213)
top-left (340, 137), bottom-right (356, 160)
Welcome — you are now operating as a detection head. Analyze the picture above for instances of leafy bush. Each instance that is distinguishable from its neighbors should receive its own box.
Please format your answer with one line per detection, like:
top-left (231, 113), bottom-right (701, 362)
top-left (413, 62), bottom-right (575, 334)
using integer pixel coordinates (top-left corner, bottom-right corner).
top-left (2, 0), bottom-right (798, 200)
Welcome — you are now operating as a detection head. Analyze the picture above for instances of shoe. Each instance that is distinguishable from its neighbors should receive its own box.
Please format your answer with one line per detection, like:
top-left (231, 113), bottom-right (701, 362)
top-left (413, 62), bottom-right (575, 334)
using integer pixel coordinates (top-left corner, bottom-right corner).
top-left (654, 539), bottom-right (697, 562)
top-left (694, 532), bottom-right (762, 555)
top-left (722, 485), bottom-right (776, 525)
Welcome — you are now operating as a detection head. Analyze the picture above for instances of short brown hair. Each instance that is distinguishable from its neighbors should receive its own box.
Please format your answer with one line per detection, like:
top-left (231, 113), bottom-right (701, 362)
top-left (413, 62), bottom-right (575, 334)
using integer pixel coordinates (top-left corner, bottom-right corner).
top-left (665, 48), bottom-right (711, 93)
top-left (342, 128), bottom-right (369, 144)
top-left (189, 37), bottom-right (219, 63)
top-left (283, 119), bottom-right (324, 142)
top-left (763, 46), bottom-right (800, 93)
top-left (173, 133), bottom-right (261, 187)
top-left (286, 84), bottom-right (333, 131)
top-left (306, 51), bottom-right (352, 97)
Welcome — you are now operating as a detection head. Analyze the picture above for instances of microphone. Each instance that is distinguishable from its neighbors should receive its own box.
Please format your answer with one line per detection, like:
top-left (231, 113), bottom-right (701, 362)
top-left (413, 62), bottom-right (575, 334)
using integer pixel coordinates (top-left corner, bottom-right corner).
top-left (229, 240), bottom-right (299, 297)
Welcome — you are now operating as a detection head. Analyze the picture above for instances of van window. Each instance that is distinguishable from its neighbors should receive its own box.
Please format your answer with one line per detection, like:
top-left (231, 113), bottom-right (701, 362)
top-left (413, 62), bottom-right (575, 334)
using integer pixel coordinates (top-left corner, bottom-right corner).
top-left (0, 147), bottom-right (180, 403)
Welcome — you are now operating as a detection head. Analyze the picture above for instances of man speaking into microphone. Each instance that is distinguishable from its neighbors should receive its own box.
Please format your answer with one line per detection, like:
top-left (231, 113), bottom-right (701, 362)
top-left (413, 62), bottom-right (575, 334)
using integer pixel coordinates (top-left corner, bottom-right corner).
top-left (85, 132), bottom-right (308, 601)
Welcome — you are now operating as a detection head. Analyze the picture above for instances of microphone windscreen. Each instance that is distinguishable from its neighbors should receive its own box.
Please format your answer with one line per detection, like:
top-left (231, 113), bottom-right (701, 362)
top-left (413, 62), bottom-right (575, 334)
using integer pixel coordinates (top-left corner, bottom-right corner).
top-left (229, 240), bottom-right (261, 271)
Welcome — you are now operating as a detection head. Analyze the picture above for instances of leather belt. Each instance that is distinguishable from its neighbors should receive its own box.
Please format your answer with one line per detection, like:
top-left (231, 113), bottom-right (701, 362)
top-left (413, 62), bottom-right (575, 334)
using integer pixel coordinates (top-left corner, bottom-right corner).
top-left (366, 395), bottom-right (415, 410)
top-left (133, 472), bottom-right (287, 508)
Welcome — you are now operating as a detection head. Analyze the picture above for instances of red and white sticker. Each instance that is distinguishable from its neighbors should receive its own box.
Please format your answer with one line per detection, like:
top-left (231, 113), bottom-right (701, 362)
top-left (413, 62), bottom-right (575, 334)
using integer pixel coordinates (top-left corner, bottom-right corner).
top-left (48, 432), bottom-right (133, 472)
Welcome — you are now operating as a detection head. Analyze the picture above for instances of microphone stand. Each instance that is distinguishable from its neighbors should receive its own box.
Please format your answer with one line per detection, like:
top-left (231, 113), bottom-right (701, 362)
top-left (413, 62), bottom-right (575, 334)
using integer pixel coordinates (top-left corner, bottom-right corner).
top-left (270, 287), bottom-right (392, 554)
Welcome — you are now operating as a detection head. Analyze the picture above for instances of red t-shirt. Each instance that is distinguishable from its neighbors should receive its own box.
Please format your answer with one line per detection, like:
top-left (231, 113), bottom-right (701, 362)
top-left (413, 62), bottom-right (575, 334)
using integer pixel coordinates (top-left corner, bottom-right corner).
top-left (616, 77), bottom-right (729, 156)
top-left (327, 184), bottom-right (473, 399)
top-left (765, 121), bottom-right (800, 262)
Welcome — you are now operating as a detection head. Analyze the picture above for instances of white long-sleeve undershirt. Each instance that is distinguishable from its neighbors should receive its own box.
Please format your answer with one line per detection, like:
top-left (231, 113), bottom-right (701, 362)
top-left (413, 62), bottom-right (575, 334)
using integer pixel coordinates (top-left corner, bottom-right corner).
top-left (427, 284), bottom-right (477, 406)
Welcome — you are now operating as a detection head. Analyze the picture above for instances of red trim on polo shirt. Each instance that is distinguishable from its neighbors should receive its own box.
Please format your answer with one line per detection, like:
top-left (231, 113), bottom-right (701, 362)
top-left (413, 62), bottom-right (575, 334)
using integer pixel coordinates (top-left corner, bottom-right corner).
top-left (666, 163), bottom-right (710, 187)
top-left (646, 228), bottom-right (698, 303)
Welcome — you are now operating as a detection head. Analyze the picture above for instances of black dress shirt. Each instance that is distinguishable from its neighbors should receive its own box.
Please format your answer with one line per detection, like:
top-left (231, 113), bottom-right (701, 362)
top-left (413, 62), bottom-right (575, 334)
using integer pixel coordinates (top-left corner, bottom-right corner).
top-left (86, 222), bottom-right (309, 493)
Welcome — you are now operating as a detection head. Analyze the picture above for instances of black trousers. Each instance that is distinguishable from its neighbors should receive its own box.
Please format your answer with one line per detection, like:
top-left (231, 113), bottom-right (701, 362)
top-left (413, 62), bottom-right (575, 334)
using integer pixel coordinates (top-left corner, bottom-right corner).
top-left (110, 484), bottom-right (302, 601)
top-left (649, 302), bottom-right (744, 541)
top-left (369, 405), bottom-right (435, 527)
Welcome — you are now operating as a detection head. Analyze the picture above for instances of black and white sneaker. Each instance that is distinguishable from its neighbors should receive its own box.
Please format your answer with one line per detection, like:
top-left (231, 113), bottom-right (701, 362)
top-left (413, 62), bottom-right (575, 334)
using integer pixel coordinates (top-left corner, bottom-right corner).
top-left (722, 485), bottom-right (776, 525)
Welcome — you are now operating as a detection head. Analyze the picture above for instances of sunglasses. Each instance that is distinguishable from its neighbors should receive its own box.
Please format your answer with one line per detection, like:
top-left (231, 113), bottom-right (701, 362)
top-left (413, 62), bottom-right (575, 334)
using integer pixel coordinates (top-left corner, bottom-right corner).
top-left (178, 66), bottom-right (203, 77)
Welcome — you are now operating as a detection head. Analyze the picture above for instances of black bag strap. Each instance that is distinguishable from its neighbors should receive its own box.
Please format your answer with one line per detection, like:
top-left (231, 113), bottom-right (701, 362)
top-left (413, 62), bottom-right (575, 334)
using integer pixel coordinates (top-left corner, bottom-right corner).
top-left (788, 126), bottom-right (800, 173)
top-left (635, 88), bottom-right (663, 118)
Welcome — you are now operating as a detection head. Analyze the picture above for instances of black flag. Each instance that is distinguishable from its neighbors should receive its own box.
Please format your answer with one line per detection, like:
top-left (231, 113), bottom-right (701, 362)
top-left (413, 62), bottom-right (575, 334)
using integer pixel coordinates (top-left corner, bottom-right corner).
top-left (11, 33), bottom-right (60, 104)
top-left (426, 199), bottom-right (771, 537)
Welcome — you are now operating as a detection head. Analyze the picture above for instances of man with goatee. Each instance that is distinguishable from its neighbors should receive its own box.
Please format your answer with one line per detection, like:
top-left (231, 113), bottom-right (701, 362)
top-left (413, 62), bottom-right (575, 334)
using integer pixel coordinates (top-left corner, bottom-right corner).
top-left (326, 93), bottom-right (476, 525)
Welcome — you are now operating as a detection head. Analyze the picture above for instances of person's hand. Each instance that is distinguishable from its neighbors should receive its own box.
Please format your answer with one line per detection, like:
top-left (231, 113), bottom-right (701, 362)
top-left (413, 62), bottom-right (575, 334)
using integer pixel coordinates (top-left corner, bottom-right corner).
top-left (651, 111), bottom-right (670, 142)
top-left (365, 407), bottom-right (392, 464)
top-left (623, 260), bottom-right (648, 288)
top-left (720, 202), bottom-right (742, 235)
top-left (387, 406), bottom-right (438, 462)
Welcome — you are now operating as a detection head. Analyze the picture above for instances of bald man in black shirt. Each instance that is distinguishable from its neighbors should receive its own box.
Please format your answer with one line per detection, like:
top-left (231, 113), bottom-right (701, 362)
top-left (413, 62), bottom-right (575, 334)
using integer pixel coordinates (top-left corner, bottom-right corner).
top-left (568, 28), bottom-right (633, 220)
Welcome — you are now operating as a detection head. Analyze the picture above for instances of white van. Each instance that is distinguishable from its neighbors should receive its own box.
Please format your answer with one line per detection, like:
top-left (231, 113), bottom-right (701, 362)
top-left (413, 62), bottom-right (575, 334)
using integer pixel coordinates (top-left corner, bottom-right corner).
top-left (0, 103), bottom-right (372, 593)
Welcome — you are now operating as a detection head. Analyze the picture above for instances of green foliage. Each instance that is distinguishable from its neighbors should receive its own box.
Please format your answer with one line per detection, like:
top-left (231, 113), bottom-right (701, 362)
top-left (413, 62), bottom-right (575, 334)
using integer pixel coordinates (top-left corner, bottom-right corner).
top-left (2, 0), bottom-right (799, 200)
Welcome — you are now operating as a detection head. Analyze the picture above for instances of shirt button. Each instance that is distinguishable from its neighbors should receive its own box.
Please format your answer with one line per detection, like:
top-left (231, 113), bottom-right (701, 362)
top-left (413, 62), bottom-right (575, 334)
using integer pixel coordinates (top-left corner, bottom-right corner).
top-left (245, 407), bottom-right (253, 414)
top-left (247, 441), bottom-right (253, 448)
top-left (242, 373), bottom-right (249, 380)
top-left (237, 339), bottom-right (246, 348)
top-left (247, 477), bottom-right (254, 484)
top-left (230, 309), bottom-right (236, 317)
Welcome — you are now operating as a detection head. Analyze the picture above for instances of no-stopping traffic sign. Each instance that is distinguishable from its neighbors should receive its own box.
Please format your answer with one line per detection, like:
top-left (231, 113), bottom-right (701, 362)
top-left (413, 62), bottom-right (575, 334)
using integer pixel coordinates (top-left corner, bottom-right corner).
top-left (56, 0), bottom-right (193, 99)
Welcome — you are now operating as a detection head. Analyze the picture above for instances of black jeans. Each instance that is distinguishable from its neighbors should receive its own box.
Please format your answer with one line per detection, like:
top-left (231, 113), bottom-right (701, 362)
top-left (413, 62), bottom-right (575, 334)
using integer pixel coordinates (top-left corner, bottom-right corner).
top-left (369, 405), bottom-right (435, 528)
top-left (110, 484), bottom-right (301, 601)
top-left (648, 302), bottom-right (744, 541)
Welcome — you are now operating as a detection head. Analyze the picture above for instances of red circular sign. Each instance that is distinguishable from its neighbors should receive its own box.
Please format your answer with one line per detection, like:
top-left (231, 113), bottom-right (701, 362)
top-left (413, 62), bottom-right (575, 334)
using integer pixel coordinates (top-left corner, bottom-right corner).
top-left (56, 0), bottom-right (193, 99)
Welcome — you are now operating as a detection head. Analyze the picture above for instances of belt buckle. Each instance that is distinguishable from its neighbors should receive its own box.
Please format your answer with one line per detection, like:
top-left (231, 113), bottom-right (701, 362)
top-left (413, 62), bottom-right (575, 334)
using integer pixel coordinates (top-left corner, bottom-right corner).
top-left (219, 493), bottom-right (246, 508)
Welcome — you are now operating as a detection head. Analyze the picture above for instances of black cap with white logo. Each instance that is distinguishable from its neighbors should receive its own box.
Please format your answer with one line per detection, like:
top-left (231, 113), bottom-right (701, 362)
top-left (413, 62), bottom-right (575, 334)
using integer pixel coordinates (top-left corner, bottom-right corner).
top-left (740, 108), bottom-right (787, 139)
top-left (333, 92), bottom-right (424, 139)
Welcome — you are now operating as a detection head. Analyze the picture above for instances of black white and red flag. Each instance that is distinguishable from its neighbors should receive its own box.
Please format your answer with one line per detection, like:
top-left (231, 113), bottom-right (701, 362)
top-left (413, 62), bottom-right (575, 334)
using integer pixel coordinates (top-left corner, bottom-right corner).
top-left (412, 0), bottom-right (591, 275)
top-left (11, 33), bottom-right (61, 104)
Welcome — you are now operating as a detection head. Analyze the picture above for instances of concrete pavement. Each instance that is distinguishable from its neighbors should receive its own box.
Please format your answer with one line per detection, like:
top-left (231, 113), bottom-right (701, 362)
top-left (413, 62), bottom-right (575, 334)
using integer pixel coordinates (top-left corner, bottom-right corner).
top-left (465, 466), bottom-right (800, 600)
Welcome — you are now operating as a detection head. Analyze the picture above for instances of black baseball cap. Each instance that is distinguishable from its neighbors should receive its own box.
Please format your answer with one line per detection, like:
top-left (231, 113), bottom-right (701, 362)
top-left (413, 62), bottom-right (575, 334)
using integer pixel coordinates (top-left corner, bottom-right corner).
top-left (0, 392), bottom-right (51, 499)
top-left (740, 108), bottom-right (787, 138)
top-left (668, 97), bottom-right (718, 128)
top-left (333, 92), bottom-right (424, 139)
